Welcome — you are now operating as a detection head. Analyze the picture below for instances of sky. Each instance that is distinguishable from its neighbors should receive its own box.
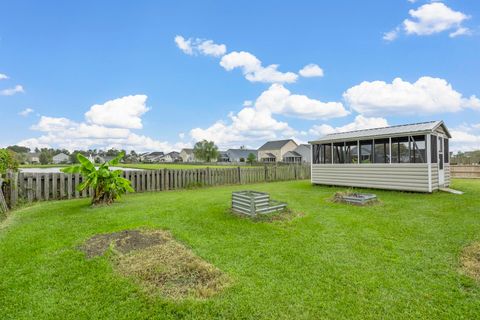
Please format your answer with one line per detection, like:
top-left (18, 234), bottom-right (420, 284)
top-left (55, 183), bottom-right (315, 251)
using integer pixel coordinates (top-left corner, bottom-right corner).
top-left (0, 0), bottom-right (479, 152)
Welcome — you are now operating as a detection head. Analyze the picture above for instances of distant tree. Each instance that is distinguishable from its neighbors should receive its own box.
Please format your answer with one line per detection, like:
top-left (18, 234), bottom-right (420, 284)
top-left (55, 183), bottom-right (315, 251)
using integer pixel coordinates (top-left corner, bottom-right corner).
top-left (13, 152), bottom-right (28, 165)
top-left (193, 140), bottom-right (219, 162)
top-left (106, 148), bottom-right (120, 157)
top-left (39, 151), bottom-right (53, 165)
top-left (7, 145), bottom-right (30, 154)
top-left (0, 149), bottom-right (19, 174)
top-left (246, 153), bottom-right (256, 165)
top-left (34, 147), bottom-right (40, 153)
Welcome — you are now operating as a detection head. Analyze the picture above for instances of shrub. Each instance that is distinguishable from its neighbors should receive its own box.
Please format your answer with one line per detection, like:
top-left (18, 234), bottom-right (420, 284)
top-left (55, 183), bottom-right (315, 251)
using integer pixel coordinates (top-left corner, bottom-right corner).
top-left (61, 152), bottom-right (134, 206)
top-left (0, 149), bottom-right (19, 175)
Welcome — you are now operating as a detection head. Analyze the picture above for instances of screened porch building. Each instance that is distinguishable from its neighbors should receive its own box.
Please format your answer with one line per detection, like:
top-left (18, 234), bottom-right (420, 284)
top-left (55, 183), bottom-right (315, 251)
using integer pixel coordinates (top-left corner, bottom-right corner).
top-left (309, 121), bottom-right (451, 192)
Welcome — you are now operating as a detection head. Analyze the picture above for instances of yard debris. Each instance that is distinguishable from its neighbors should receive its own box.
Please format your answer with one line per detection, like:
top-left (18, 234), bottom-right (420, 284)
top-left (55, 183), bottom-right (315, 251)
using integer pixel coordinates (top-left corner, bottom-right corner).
top-left (460, 242), bottom-right (480, 281)
top-left (80, 229), bottom-right (229, 300)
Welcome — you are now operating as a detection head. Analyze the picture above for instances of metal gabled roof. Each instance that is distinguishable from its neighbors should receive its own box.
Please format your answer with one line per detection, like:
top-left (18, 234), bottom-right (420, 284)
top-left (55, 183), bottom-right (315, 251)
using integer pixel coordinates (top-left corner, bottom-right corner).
top-left (309, 120), bottom-right (451, 143)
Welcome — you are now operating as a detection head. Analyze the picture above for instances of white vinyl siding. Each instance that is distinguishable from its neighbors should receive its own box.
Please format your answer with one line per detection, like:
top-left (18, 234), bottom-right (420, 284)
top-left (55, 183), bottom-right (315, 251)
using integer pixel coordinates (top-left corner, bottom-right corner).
top-left (312, 163), bottom-right (431, 192)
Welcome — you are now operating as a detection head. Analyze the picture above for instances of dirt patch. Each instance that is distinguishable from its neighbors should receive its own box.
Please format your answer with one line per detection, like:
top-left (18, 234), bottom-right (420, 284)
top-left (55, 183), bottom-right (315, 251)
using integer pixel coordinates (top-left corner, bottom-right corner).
top-left (460, 242), bottom-right (480, 281)
top-left (80, 229), bottom-right (229, 300)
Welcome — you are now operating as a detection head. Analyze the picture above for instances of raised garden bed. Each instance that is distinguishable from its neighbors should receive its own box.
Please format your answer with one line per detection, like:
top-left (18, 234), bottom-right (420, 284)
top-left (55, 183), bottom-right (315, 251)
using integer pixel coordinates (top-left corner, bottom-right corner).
top-left (232, 191), bottom-right (287, 216)
top-left (334, 192), bottom-right (377, 206)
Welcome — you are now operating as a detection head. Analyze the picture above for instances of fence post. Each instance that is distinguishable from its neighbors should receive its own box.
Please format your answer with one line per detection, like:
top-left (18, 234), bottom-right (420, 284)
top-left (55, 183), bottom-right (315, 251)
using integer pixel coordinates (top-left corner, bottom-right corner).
top-left (7, 170), bottom-right (18, 209)
top-left (0, 178), bottom-right (8, 213)
top-left (238, 167), bottom-right (241, 184)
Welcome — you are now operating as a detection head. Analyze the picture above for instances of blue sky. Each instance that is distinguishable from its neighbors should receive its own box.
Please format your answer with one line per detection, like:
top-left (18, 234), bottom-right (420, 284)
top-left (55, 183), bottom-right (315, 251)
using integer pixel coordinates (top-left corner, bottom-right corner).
top-left (0, 0), bottom-right (479, 152)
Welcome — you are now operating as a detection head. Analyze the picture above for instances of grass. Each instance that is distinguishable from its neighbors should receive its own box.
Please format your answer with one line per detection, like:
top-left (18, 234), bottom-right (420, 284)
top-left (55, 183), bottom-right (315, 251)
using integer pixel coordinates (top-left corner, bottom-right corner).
top-left (19, 164), bottom-right (70, 168)
top-left (119, 163), bottom-right (258, 170)
top-left (20, 163), bottom-right (259, 169)
top-left (1, 179), bottom-right (480, 319)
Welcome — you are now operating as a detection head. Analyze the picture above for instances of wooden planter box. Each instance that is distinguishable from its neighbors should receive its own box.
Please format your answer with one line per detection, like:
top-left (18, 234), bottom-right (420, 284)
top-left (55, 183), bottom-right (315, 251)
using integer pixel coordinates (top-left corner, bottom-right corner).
top-left (232, 191), bottom-right (287, 216)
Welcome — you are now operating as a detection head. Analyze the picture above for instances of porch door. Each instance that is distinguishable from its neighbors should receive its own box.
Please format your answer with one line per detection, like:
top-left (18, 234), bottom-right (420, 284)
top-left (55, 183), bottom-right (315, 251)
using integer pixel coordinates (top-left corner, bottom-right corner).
top-left (438, 136), bottom-right (445, 186)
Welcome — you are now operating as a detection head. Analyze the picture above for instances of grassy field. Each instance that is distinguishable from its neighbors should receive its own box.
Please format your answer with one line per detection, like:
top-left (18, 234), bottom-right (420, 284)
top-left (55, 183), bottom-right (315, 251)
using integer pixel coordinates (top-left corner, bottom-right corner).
top-left (119, 163), bottom-right (258, 170)
top-left (1, 179), bottom-right (480, 319)
top-left (19, 164), bottom-right (70, 168)
top-left (20, 163), bottom-right (257, 170)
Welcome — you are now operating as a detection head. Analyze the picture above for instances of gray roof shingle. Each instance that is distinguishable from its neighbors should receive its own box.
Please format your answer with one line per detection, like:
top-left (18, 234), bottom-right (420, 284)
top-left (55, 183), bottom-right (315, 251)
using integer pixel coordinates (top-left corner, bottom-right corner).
top-left (258, 139), bottom-right (296, 150)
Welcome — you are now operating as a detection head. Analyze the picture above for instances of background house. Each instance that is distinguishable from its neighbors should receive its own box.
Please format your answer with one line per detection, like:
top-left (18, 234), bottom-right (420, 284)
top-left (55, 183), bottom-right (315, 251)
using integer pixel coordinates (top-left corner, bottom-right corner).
top-left (220, 149), bottom-right (258, 162)
top-left (296, 144), bottom-right (312, 163)
top-left (26, 153), bottom-right (40, 164)
top-left (52, 152), bottom-right (70, 164)
top-left (180, 149), bottom-right (197, 162)
top-left (283, 151), bottom-right (302, 163)
top-left (143, 152), bottom-right (165, 163)
top-left (159, 151), bottom-right (181, 162)
top-left (258, 140), bottom-right (298, 163)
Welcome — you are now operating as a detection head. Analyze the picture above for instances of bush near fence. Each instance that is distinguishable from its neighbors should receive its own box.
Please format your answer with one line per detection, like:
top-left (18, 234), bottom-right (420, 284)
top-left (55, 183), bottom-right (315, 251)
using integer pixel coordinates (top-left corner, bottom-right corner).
top-left (4, 165), bottom-right (311, 208)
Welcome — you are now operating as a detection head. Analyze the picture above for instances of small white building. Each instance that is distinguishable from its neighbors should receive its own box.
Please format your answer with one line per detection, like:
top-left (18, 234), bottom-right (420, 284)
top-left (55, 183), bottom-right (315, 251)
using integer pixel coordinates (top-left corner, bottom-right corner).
top-left (309, 121), bottom-right (451, 192)
top-left (52, 152), bottom-right (70, 164)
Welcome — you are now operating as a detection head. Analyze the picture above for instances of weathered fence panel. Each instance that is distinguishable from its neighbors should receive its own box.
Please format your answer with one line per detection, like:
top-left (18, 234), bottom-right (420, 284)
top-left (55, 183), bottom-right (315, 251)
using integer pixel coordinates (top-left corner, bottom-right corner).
top-left (7, 165), bottom-right (310, 207)
top-left (451, 165), bottom-right (480, 178)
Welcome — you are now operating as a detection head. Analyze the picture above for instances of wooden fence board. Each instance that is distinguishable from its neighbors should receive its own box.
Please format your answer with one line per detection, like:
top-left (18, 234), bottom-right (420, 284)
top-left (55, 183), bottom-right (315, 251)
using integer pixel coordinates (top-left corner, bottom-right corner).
top-left (8, 165), bottom-right (310, 206)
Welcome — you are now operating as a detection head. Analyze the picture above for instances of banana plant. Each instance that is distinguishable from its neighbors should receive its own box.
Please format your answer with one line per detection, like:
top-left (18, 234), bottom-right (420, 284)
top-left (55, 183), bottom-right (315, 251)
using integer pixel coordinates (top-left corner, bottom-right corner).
top-left (61, 152), bottom-right (134, 205)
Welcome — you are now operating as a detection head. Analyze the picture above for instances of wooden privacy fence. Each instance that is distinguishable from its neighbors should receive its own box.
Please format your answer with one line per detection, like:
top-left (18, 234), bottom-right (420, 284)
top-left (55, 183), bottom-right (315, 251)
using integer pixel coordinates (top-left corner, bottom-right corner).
top-left (450, 165), bottom-right (480, 178)
top-left (5, 165), bottom-right (310, 208)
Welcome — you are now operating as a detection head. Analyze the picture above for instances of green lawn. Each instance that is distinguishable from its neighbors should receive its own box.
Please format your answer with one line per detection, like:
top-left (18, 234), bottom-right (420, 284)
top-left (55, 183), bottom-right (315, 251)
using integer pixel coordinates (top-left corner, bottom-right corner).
top-left (19, 164), bottom-right (70, 168)
top-left (1, 179), bottom-right (480, 319)
top-left (119, 163), bottom-right (258, 170)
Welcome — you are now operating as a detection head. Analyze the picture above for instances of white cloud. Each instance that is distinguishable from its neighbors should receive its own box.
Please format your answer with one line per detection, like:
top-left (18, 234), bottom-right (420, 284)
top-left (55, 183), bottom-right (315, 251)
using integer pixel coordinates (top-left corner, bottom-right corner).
top-left (31, 116), bottom-right (75, 131)
top-left (18, 95), bottom-right (184, 152)
top-left (256, 84), bottom-right (348, 119)
top-left (197, 40), bottom-right (227, 57)
top-left (299, 64), bottom-right (324, 78)
top-left (403, 2), bottom-right (470, 36)
top-left (190, 108), bottom-right (295, 149)
top-left (85, 94), bottom-right (149, 129)
top-left (0, 73), bottom-right (8, 80)
top-left (343, 76), bottom-right (480, 116)
top-left (0, 85), bottom-right (24, 96)
top-left (174, 35), bottom-right (193, 55)
top-left (383, 27), bottom-right (400, 41)
top-left (189, 84), bottom-right (348, 148)
top-left (175, 35), bottom-right (299, 83)
top-left (450, 124), bottom-right (480, 152)
top-left (19, 108), bottom-right (34, 117)
top-left (174, 35), bottom-right (226, 57)
top-left (309, 115), bottom-right (388, 137)
top-left (449, 27), bottom-right (471, 38)
top-left (243, 100), bottom-right (253, 107)
top-left (220, 51), bottom-right (298, 83)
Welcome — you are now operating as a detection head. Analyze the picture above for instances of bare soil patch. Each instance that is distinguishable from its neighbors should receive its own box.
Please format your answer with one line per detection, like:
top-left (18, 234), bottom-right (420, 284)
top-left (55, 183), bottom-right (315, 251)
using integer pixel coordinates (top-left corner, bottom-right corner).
top-left (460, 242), bottom-right (480, 281)
top-left (80, 229), bottom-right (229, 300)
